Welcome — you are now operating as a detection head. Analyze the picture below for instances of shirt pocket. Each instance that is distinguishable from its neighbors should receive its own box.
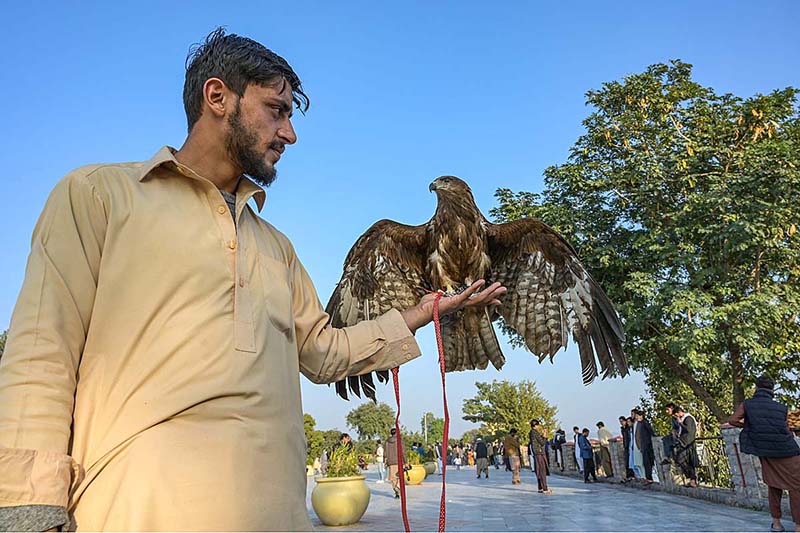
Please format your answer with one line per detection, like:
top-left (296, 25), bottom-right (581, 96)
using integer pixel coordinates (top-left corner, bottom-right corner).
top-left (257, 254), bottom-right (295, 339)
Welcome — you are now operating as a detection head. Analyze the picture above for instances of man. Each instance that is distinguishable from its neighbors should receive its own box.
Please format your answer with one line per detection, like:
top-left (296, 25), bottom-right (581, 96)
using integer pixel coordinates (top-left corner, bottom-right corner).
top-left (596, 421), bottom-right (614, 477)
top-left (529, 420), bottom-right (551, 494)
top-left (434, 441), bottom-right (443, 475)
top-left (375, 439), bottom-right (385, 483)
top-left (572, 426), bottom-right (584, 472)
top-left (673, 406), bottom-right (699, 488)
top-left (475, 437), bottom-right (489, 479)
top-left (634, 410), bottom-right (656, 482)
top-left (578, 428), bottom-right (598, 483)
top-left (493, 440), bottom-right (502, 469)
top-left (0, 29), bottom-right (507, 532)
top-left (503, 429), bottom-right (522, 484)
top-left (661, 402), bottom-right (681, 465)
top-left (552, 428), bottom-right (566, 471)
top-left (336, 433), bottom-right (354, 451)
top-left (385, 428), bottom-right (401, 499)
top-left (728, 376), bottom-right (800, 532)
top-left (619, 416), bottom-right (634, 480)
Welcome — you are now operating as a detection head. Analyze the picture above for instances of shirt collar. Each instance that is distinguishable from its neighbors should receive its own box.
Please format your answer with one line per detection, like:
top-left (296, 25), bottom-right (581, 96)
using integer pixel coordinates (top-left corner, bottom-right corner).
top-left (138, 146), bottom-right (266, 212)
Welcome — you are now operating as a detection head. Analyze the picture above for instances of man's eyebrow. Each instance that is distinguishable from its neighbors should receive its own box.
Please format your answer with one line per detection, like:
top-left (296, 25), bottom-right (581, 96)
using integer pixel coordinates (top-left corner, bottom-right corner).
top-left (267, 98), bottom-right (294, 116)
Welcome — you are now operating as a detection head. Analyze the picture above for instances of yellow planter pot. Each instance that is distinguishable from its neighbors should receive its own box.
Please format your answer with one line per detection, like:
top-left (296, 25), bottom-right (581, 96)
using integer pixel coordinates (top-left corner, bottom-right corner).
top-left (423, 462), bottom-right (437, 476)
top-left (311, 475), bottom-right (370, 526)
top-left (405, 464), bottom-right (426, 485)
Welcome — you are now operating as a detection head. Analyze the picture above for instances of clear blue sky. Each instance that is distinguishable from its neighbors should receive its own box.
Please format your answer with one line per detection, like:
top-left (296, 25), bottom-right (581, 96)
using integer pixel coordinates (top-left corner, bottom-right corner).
top-left (1, 1), bottom-right (798, 439)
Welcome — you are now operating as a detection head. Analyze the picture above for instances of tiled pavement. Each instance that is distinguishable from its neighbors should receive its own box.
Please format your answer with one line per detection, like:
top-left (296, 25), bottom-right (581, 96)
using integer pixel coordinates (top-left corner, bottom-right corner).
top-left (306, 465), bottom-right (771, 532)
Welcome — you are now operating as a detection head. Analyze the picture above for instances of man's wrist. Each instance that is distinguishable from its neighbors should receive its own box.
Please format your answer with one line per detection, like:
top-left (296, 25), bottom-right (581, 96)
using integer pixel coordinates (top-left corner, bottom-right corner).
top-left (400, 305), bottom-right (431, 334)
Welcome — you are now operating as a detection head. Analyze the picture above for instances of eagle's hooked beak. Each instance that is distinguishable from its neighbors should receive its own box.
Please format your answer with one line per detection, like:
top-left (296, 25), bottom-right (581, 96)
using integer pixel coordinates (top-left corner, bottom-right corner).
top-left (429, 181), bottom-right (438, 192)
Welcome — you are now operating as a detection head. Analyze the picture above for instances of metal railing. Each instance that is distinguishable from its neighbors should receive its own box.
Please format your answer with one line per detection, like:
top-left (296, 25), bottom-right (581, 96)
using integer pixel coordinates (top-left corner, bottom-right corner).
top-left (694, 436), bottom-right (733, 489)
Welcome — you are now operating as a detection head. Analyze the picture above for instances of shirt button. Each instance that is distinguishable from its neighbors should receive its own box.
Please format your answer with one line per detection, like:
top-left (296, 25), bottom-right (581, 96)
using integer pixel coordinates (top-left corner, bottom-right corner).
top-left (228, 240), bottom-right (237, 250)
top-left (218, 206), bottom-right (227, 215)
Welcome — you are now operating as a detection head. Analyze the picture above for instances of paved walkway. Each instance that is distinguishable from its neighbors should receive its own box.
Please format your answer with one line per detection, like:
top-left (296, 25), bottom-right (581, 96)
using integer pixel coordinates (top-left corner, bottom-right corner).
top-left (306, 465), bottom-right (771, 532)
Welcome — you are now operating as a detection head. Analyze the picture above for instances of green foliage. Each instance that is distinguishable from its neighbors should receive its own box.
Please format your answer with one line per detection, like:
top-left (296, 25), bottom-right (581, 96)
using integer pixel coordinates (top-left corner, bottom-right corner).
top-left (462, 380), bottom-right (558, 438)
top-left (0, 330), bottom-right (6, 361)
top-left (304, 414), bottom-right (325, 466)
top-left (405, 450), bottom-right (422, 465)
top-left (491, 60), bottom-right (800, 419)
top-left (345, 402), bottom-right (396, 440)
top-left (420, 412), bottom-right (445, 444)
top-left (320, 429), bottom-right (343, 452)
top-left (325, 444), bottom-right (360, 478)
top-left (355, 438), bottom-right (377, 457)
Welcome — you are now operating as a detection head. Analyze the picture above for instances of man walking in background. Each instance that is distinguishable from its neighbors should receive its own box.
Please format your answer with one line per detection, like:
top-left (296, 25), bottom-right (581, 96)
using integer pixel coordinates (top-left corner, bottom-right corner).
top-left (475, 437), bottom-right (490, 479)
top-left (504, 429), bottom-right (522, 484)
top-left (596, 421), bottom-right (614, 477)
top-left (529, 420), bottom-right (551, 493)
top-left (385, 428), bottom-right (401, 499)
top-left (573, 426), bottom-right (584, 473)
top-left (376, 439), bottom-right (385, 483)
top-left (578, 428), bottom-right (598, 483)
top-left (674, 406), bottom-right (699, 488)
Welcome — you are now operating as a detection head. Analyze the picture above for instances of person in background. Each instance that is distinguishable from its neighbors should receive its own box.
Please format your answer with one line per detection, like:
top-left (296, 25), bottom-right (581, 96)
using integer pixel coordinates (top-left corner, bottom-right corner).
top-left (619, 416), bottom-right (634, 480)
top-left (529, 420), bottom-right (551, 494)
top-left (375, 439), bottom-right (385, 484)
top-left (596, 421), bottom-right (614, 477)
top-left (673, 406), bottom-right (699, 488)
top-left (385, 428), bottom-right (400, 499)
top-left (553, 428), bottom-right (566, 471)
top-left (320, 449), bottom-right (329, 476)
top-left (662, 402), bottom-right (681, 465)
top-left (728, 376), bottom-right (800, 533)
top-left (475, 437), bottom-right (490, 479)
top-left (504, 429), bottom-right (523, 484)
top-left (572, 426), bottom-right (584, 473)
top-left (454, 444), bottom-right (463, 470)
top-left (578, 428), bottom-right (598, 483)
top-left (634, 410), bottom-right (655, 483)
top-left (434, 441), bottom-right (443, 475)
top-left (494, 440), bottom-right (503, 469)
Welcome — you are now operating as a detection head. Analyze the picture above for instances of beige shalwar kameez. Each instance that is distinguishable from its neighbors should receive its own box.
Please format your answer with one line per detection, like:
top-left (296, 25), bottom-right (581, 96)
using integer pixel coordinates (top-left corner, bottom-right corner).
top-left (0, 147), bottom-right (421, 531)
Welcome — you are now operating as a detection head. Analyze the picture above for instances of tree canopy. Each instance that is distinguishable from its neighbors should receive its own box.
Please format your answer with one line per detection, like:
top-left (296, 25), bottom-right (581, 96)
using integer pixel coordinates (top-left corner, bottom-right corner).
top-left (345, 401), bottom-right (396, 440)
top-left (420, 412), bottom-right (445, 444)
top-left (492, 60), bottom-right (800, 422)
top-left (462, 380), bottom-right (558, 439)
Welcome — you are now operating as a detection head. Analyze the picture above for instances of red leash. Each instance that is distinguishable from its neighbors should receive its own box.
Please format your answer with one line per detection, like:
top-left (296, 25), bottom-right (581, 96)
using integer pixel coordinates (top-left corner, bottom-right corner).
top-left (432, 292), bottom-right (449, 532)
top-left (391, 291), bottom-right (448, 533)
top-left (391, 366), bottom-right (411, 532)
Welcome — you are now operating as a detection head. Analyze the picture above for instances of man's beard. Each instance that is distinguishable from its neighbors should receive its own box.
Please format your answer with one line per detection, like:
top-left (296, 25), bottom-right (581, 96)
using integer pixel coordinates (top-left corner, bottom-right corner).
top-left (225, 102), bottom-right (278, 187)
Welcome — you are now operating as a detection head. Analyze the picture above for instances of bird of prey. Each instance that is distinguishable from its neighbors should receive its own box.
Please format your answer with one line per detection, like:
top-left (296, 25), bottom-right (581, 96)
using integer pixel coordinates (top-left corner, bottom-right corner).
top-left (325, 176), bottom-right (627, 400)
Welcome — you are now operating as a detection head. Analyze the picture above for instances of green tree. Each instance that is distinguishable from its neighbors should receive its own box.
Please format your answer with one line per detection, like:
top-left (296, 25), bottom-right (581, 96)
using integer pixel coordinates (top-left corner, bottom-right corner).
top-left (345, 402), bottom-right (396, 440)
top-left (462, 380), bottom-right (558, 437)
top-left (303, 414), bottom-right (324, 465)
top-left (420, 412), bottom-right (445, 444)
top-left (492, 60), bottom-right (800, 421)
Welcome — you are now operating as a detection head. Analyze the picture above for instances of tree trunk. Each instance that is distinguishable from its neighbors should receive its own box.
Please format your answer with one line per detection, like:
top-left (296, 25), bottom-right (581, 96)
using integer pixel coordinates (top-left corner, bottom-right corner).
top-left (730, 341), bottom-right (745, 407)
top-left (654, 347), bottom-right (727, 422)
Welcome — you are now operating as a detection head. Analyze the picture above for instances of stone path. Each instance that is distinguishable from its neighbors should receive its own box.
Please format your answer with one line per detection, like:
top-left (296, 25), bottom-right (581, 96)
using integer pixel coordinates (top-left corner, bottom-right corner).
top-left (306, 465), bottom-right (771, 532)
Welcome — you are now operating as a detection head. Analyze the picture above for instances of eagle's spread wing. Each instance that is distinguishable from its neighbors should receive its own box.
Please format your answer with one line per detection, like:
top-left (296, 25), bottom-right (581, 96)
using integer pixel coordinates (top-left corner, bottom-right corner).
top-left (487, 218), bottom-right (627, 384)
top-left (325, 219), bottom-right (429, 400)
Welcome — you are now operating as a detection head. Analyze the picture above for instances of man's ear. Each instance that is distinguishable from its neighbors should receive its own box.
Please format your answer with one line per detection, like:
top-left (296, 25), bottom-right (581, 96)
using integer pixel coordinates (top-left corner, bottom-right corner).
top-left (203, 77), bottom-right (231, 119)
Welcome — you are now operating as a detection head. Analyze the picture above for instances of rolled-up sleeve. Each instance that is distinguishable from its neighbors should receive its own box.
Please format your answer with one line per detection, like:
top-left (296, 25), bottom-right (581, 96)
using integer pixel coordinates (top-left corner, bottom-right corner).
top-left (0, 169), bottom-right (105, 511)
top-left (290, 254), bottom-right (421, 384)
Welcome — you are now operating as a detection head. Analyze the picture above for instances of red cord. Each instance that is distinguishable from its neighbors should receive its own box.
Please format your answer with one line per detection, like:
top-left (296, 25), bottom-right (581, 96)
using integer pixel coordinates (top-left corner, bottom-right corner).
top-left (392, 291), bottom-right (448, 533)
top-left (392, 367), bottom-right (411, 532)
top-left (432, 292), bottom-right (448, 533)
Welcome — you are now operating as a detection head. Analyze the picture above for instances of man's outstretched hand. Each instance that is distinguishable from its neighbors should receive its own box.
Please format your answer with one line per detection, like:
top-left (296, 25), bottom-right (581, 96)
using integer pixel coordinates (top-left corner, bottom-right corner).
top-left (400, 280), bottom-right (507, 334)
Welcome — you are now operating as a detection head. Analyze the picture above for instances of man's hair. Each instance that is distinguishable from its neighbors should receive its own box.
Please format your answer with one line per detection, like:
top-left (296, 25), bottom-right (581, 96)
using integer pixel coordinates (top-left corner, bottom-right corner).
top-left (756, 375), bottom-right (775, 391)
top-left (530, 419), bottom-right (540, 427)
top-left (340, 433), bottom-right (350, 440)
top-left (376, 439), bottom-right (381, 444)
top-left (183, 27), bottom-right (310, 132)
top-left (390, 428), bottom-right (397, 435)
top-left (674, 406), bottom-right (686, 413)
top-left (596, 421), bottom-right (604, 428)
top-left (665, 402), bottom-right (677, 410)
top-left (582, 428), bottom-right (590, 434)
top-left (510, 428), bottom-right (517, 435)
top-left (618, 416), bottom-right (626, 421)
top-left (572, 426), bottom-right (579, 431)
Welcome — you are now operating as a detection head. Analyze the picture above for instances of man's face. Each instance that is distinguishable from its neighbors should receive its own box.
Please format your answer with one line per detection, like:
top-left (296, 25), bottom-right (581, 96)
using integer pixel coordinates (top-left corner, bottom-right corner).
top-left (224, 80), bottom-right (297, 187)
top-left (666, 407), bottom-right (674, 416)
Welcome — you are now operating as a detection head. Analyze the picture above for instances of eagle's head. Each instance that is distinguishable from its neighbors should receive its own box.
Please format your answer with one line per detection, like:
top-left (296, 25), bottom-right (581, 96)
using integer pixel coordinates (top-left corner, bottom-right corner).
top-left (429, 176), bottom-right (472, 196)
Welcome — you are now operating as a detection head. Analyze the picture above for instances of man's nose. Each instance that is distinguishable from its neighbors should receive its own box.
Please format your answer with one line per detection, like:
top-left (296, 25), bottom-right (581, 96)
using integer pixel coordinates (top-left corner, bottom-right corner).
top-left (279, 117), bottom-right (297, 145)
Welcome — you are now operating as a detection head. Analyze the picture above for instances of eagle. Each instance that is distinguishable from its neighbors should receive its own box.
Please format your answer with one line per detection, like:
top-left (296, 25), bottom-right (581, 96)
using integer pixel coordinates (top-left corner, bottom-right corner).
top-left (325, 176), bottom-right (628, 400)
